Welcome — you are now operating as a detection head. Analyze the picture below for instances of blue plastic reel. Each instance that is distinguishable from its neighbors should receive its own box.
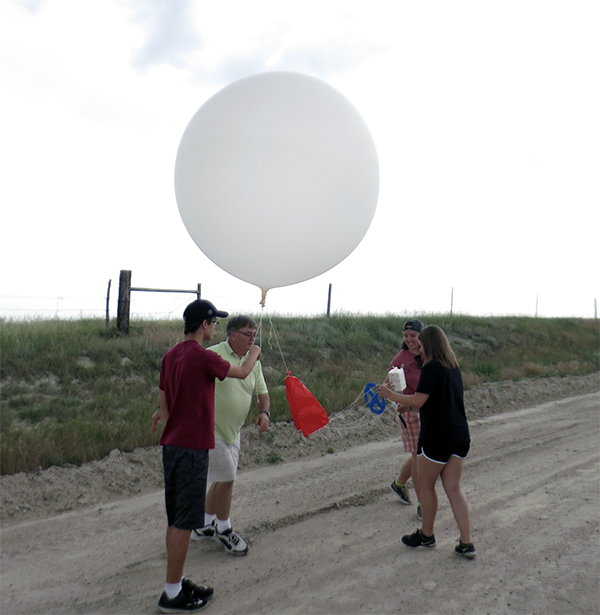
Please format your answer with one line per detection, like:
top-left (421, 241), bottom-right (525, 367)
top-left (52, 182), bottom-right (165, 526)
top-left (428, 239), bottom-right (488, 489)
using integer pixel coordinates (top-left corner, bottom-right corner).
top-left (364, 382), bottom-right (386, 415)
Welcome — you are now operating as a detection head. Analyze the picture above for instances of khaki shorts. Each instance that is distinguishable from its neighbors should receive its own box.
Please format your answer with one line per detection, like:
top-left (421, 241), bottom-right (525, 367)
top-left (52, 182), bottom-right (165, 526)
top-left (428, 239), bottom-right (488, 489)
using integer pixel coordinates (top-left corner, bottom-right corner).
top-left (208, 436), bottom-right (241, 482)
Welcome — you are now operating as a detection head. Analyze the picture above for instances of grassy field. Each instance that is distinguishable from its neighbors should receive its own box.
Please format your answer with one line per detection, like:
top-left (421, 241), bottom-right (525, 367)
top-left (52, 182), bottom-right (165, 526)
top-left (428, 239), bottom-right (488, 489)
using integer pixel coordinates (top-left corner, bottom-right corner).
top-left (1, 314), bottom-right (598, 474)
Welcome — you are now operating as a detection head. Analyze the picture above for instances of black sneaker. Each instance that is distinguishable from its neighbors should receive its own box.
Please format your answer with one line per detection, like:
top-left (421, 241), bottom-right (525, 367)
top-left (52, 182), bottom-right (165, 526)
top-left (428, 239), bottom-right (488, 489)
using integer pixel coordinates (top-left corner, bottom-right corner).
top-left (401, 529), bottom-right (436, 548)
top-left (390, 482), bottom-right (412, 505)
top-left (157, 587), bottom-right (208, 613)
top-left (214, 527), bottom-right (249, 555)
top-left (181, 577), bottom-right (214, 601)
top-left (455, 541), bottom-right (477, 559)
top-left (416, 504), bottom-right (422, 521)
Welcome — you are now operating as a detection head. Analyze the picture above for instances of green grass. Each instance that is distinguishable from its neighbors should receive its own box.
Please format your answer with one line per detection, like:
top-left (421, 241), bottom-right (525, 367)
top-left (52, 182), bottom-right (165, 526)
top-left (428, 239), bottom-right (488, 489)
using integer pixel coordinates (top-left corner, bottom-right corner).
top-left (1, 314), bottom-right (598, 474)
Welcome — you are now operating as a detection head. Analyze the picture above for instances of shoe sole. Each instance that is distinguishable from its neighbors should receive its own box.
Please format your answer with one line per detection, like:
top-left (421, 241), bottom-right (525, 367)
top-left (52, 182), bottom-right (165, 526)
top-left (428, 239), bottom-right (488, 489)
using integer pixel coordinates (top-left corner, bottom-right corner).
top-left (158, 606), bottom-right (208, 613)
top-left (455, 550), bottom-right (477, 559)
top-left (402, 540), bottom-right (436, 548)
top-left (157, 599), bottom-right (209, 613)
top-left (218, 544), bottom-right (249, 555)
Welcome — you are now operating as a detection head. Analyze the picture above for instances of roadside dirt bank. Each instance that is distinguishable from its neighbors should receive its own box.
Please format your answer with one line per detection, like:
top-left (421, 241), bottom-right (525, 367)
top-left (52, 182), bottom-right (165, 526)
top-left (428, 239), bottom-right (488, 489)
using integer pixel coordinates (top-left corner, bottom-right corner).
top-left (1, 373), bottom-right (598, 525)
top-left (0, 386), bottom-right (598, 614)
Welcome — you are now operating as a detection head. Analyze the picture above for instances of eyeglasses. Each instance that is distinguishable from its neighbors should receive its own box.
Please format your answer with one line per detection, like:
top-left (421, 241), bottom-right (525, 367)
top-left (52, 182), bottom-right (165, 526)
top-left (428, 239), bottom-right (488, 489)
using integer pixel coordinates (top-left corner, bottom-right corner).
top-left (210, 320), bottom-right (219, 326)
top-left (235, 330), bottom-right (257, 339)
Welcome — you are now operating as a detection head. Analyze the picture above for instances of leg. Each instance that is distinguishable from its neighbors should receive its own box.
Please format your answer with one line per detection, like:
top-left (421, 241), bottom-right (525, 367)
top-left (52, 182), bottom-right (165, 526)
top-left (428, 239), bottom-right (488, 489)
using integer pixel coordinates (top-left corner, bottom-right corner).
top-left (440, 456), bottom-right (472, 544)
top-left (417, 455), bottom-right (444, 537)
top-left (165, 526), bottom-right (192, 584)
top-left (410, 453), bottom-right (420, 502)
top-left (205, 480), bottom-right (235, 520)
top-left (397, 455), bottom-right (412, 484)
top-left (391, 457), bottom-right (412, 504)
top-left (205, 438), bottom-right (239, 522)
top-left (398, 409), bottom-right (420, 503)
top-left (208, 481), bottom-right (248, 555)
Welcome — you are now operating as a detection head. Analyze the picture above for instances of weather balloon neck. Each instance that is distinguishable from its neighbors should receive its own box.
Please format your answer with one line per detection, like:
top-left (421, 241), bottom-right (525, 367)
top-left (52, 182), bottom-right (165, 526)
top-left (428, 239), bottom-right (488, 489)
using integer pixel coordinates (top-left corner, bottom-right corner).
top-left (260, 288), bottom-right (268, 307)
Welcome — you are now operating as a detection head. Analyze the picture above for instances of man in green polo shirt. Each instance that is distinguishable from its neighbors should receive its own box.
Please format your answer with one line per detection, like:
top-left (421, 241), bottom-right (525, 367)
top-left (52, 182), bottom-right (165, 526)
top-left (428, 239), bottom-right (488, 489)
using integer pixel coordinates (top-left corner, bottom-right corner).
top-left (191, 315), bottom-right (270, 555)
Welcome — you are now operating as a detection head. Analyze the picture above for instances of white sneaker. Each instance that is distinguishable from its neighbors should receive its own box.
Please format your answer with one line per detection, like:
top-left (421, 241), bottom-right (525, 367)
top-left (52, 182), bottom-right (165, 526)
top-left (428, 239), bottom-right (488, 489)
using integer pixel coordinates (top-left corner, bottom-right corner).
top-left (214, 527), bottom-right (249, 555)
top-left (191, 521), bottom-right (216, 541)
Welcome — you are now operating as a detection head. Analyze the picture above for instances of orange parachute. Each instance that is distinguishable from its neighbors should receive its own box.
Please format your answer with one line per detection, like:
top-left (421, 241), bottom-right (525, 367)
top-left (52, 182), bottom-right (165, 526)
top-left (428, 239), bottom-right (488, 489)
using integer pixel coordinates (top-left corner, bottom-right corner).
top-left (284, 371), bottom-right (329, 437)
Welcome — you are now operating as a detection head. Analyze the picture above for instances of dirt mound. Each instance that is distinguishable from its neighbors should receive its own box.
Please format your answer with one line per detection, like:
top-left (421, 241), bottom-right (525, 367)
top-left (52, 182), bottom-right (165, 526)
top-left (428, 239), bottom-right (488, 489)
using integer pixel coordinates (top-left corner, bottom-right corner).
top-left (1, 373), bottom-right (598, 525)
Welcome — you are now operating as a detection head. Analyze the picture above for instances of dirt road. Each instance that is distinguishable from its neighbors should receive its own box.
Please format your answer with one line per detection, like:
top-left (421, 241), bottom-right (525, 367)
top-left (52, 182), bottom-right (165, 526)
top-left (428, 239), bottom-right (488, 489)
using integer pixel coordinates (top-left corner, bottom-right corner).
top-left (1, 392), bottom-right (599, 615)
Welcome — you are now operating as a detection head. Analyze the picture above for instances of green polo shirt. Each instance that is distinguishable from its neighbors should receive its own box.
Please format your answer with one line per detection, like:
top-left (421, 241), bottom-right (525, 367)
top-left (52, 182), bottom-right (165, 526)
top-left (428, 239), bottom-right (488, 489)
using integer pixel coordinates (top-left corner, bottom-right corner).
top-left (208, 340), bottom-right (269, 444)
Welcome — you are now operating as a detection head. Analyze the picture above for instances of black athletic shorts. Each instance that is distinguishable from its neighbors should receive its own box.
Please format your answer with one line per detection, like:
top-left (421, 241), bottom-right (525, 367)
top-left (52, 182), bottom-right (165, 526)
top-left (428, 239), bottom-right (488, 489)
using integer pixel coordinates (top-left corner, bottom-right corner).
top-left (162, 445), bottom-right (208, 530)
top-left (417, 441), bottom-right (470, 464)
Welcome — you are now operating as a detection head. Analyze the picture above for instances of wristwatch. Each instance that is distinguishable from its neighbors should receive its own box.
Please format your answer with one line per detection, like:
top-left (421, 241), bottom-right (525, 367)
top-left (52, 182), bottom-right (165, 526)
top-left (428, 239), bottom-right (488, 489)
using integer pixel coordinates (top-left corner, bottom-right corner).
top-left (259, 410), bottom-right (271, 419)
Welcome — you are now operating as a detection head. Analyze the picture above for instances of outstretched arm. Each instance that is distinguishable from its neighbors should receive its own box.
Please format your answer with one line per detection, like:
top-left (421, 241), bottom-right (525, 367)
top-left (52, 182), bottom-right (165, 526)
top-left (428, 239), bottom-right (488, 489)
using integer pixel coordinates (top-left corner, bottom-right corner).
top-left (376, 384), bottom-right (429, 409)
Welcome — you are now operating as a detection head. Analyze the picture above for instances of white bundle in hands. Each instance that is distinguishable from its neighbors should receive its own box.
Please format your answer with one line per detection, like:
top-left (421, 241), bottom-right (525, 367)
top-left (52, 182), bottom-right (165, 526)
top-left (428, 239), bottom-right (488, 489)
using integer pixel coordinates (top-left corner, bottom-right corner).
top-left (388, 366), bottom-right (406, 392)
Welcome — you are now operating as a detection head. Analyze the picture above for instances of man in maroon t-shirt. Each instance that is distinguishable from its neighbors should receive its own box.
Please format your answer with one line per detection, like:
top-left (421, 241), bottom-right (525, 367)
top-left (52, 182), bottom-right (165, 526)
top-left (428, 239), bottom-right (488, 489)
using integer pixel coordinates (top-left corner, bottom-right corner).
top-left (151, 299), bottom-right (261, 613)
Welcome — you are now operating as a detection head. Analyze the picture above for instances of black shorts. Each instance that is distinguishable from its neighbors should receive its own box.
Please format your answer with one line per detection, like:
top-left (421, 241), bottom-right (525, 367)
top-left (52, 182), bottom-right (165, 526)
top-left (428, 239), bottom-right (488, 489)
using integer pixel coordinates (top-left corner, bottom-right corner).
top-left (162, 445), bottom-right (208, 530)
top-left (417, 441), bottom-right (470, 464)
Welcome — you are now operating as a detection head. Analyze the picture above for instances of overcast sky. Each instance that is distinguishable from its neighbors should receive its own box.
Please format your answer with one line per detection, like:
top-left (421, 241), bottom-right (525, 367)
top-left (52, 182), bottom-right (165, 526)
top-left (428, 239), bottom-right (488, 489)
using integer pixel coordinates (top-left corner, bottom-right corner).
top-left (1, 0), bottom-right (598, 321)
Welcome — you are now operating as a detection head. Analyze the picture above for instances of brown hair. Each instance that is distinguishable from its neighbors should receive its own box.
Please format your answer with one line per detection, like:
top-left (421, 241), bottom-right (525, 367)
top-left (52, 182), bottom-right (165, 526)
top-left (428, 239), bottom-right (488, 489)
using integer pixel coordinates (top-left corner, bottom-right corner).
top-left (418, 325), bottom-right (459, 369)
top-left (226, 315), bottom-right (258, 336)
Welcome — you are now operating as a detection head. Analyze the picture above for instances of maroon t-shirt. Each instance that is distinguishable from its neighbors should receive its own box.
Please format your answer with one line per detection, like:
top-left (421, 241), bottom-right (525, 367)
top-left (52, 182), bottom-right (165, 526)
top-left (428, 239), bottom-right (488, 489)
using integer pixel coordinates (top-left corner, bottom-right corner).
top-left (159, 340), bottom-right (230, 450)
top-left (389, 349), bottom-right (423, 394)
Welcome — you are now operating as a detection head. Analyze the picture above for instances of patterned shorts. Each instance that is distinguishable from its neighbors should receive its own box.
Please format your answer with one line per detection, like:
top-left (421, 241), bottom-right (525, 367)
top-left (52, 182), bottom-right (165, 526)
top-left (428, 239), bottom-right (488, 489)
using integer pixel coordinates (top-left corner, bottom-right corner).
top-left (400, 408), bottom-right (421, 454)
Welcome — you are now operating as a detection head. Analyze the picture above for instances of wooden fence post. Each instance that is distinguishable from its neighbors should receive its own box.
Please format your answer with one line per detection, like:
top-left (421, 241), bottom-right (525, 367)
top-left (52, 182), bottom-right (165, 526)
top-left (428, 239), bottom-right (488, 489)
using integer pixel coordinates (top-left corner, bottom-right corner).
top-left (327, 283), bottom-right (332, 317)
top-left (117, 270), bottom-right (131, 334)
top-left (105, 279), bottom-right (111, 333)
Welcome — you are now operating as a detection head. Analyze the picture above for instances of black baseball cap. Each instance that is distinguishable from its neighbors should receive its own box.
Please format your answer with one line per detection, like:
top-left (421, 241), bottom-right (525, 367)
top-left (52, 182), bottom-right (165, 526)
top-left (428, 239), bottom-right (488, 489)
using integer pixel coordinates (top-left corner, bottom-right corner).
top-left (183, 300), bottom-right (228, 326)
top-left (403, 318), bottom-right (424, 332)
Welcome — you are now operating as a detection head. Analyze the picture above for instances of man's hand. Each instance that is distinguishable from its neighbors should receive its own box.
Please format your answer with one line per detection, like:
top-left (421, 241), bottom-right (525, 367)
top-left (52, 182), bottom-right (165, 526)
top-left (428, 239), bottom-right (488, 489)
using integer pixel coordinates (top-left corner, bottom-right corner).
top-left (255, 393), bottom-right (270, 434)
top-left (255, 412), bottom-right (270, 434)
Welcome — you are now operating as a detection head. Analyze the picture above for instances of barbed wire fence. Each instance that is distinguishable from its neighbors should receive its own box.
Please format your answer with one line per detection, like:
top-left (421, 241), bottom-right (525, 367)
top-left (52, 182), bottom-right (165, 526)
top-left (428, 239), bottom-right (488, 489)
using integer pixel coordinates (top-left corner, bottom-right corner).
top-left (0, 290), bottom-right (196, 323)
top-left (1, 277), bottom-right (598, 323)
top-left (0, 294), bottom-right (107, 319)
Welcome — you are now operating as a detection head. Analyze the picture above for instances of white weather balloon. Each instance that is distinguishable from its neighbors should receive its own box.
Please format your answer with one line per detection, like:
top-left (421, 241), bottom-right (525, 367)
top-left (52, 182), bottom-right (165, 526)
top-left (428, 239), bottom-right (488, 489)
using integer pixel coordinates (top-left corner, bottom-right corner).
top-left (175, 71), bottom-right (379, 304)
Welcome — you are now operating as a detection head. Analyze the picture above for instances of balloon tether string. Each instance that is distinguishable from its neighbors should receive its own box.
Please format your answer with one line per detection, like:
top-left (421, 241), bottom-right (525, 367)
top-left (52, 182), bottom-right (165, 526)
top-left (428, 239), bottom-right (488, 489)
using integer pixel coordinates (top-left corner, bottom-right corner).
top-left (259, 306), bottom-right (288, 375)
